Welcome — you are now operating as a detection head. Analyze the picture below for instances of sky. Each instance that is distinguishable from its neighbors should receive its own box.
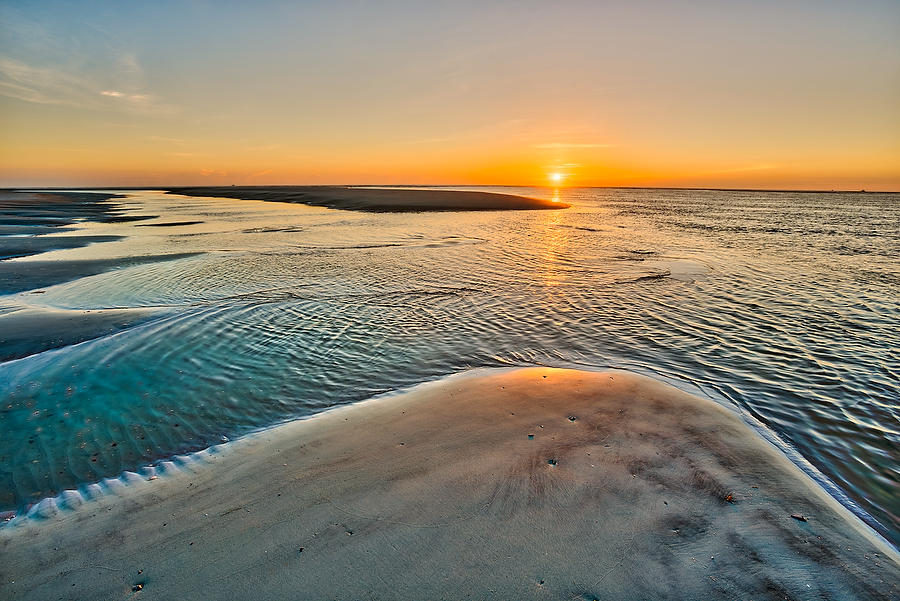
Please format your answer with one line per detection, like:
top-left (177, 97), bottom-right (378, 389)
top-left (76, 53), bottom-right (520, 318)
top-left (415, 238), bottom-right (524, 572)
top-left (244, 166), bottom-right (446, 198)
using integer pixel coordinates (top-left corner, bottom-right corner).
top-left (1, 0), bottom-right (898, 190)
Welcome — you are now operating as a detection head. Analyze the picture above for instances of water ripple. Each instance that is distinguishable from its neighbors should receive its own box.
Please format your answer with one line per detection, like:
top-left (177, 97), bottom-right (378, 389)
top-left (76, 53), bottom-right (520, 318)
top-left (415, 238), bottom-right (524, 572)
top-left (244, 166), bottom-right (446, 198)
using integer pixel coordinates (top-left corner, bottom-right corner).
top-left (0, 188), bottom-right (897, 545)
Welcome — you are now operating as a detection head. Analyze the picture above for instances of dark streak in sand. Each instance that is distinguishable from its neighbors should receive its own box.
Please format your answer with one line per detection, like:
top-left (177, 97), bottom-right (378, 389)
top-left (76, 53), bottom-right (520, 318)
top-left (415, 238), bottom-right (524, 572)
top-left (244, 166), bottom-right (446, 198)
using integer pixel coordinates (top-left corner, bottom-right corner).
top-left (136, 220), bottom-right (205, 227)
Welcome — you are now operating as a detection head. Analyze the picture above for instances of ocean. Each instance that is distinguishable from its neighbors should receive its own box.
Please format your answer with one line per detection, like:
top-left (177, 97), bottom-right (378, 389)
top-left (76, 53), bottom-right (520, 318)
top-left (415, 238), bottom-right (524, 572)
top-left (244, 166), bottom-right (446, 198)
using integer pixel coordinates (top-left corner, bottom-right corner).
top-left (1, 187), bottom-right (897, 545)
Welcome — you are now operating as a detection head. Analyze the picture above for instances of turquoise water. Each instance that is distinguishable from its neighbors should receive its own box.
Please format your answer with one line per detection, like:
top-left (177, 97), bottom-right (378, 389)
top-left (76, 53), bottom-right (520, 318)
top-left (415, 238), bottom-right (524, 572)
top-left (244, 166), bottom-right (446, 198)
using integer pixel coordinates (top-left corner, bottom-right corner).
top-left (1, 188), bottom-right (897, 544)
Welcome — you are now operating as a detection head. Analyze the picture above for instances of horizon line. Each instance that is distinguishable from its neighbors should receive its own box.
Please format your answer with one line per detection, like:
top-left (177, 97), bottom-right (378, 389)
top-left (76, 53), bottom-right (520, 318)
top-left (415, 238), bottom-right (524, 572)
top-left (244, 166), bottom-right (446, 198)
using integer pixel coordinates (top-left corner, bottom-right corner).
top-left (4, 184), bottom-right (898, 194)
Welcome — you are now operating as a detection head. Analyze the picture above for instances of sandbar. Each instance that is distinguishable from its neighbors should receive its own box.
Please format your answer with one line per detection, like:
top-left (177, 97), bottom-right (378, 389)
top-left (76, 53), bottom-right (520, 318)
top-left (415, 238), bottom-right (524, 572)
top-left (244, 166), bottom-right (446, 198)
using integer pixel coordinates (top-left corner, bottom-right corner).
top-left (167, 186), bottom-right (570, 211)
top-left (0, 368), bottom-right (896, 599)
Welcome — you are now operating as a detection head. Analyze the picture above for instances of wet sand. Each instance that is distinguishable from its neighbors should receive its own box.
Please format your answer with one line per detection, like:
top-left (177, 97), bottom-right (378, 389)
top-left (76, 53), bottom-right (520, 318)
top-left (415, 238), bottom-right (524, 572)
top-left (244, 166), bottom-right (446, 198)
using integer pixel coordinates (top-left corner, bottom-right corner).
top-left (0, 252), bottom-right (202, 295)
top-left (0, 190), bottom-right (153, 226)
top-left (0, 306), bottom-right (161, 362)
top-left (0, 191), bottom-right (132, 260)
top-left (0, 234), bottom-right (124, 261)
top-left (1, 367), bottom-right (895, 600)
top-left (0, 190), bottom-right (188, 294)
top-left (168, 186), bottom-right (570, 211)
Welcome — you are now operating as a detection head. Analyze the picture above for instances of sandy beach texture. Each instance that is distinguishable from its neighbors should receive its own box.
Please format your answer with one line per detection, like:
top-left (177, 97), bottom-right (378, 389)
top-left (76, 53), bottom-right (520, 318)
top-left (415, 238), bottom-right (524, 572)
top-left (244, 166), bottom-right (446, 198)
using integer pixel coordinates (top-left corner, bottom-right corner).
top-left (1, 368), bottom-right (896, 600)
top-left (168, 186), bottom-right (570, 211)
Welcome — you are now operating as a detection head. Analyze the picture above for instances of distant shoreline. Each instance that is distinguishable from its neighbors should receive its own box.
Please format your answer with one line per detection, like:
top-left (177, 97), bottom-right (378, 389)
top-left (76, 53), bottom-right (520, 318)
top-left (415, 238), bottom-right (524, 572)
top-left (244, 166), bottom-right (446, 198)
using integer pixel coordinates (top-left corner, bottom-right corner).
top-left (165, 186), bottom-right (570, 212)
top-left (3, 185), bottom-right (897, 195)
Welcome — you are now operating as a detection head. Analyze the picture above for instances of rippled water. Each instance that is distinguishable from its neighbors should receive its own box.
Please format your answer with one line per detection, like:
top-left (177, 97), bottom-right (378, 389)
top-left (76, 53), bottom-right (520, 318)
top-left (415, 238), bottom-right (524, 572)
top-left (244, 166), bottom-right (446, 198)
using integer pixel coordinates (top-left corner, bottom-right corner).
top-left (1, 188), bottom-right (897, 544)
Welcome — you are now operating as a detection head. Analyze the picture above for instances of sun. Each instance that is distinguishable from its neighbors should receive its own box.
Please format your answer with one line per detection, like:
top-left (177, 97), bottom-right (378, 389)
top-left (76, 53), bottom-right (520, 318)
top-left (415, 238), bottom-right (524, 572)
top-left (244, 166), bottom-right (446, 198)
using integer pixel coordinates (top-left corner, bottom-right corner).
top-left (549, 172), bottom-right (564, 184)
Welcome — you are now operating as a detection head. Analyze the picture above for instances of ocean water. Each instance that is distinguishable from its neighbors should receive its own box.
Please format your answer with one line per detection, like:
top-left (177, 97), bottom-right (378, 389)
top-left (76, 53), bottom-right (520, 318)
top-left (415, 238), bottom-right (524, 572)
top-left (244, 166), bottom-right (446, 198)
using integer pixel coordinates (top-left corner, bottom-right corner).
top-left (0, 187), bottom-right (897, 545)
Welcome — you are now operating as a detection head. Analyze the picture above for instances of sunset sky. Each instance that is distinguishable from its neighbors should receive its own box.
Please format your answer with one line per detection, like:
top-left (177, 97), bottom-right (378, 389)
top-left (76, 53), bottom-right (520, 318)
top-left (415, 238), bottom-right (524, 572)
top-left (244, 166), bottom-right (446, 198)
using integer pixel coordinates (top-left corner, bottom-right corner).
top-left (1, 1), bottom-right (898, 190)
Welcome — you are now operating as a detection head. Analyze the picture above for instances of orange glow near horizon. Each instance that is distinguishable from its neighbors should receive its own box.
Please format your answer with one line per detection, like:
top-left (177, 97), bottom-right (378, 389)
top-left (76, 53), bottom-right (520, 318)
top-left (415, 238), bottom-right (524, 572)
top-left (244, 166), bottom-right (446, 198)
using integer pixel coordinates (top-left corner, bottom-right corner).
top-left (1, 139), bottom-right (897, 191)
top-left (1, 4), bottom-right (898, 191)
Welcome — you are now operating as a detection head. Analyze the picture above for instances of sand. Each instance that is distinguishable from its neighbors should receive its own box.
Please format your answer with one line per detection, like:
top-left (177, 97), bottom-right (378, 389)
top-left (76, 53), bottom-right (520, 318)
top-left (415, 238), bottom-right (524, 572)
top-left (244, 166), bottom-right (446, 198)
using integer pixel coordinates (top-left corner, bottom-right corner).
top-left (0, 234), bottom-right (124, 261)
top-left (1, 367), bottom-right (896, 600)
top-left (168, 186), bottom-right (570, 211)
top-left (0, 253), bottom-right (202, 295)
top-left (0, 306), bottom-right (161, 362)
top-left (0, 190), bottom-right (150, 225)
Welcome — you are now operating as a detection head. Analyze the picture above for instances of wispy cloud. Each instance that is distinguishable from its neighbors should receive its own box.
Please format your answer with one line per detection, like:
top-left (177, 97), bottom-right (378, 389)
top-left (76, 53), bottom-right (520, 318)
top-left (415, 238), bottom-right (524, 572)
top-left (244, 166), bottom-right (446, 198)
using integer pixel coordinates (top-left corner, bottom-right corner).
top-left (405, 119), bottom-right (529, 145)
top-left (532, 142), bottom-right (613, 149)
top-left (707, 163), bottom-right (777, 174)
top-left (0, 56), bottom-right (177, 115)
top-left (247, 168), bottom-right (274, 179)
top-left (0, 57), bottom-right (94, 106)
top-left (99, 88), bottom-right (168, 112)
top-left (0, 13), bottom-right (176, 117)
top-left (146, 135), bottom-right (186, 145)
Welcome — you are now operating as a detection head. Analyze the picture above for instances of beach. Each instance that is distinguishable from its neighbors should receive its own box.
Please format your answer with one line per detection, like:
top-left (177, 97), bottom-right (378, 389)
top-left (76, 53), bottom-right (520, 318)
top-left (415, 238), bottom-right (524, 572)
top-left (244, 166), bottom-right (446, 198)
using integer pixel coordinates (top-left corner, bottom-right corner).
top-left (4, 2), bottom-right (899, 599)
top-left (2, 367), bottom-right (896, 600)
top-left (167, 186), bottom-right (570, 211)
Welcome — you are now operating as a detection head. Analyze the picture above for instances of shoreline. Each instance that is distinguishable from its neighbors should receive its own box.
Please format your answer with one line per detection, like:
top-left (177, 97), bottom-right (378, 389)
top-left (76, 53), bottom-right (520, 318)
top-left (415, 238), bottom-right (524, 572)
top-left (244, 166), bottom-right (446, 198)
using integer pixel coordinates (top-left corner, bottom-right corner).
top-left (1, 367), bottom-right (896, 599)
top-left (1, 366), bottom-right (889, 545)
top-left (165, 186), bottom-right (570, 211)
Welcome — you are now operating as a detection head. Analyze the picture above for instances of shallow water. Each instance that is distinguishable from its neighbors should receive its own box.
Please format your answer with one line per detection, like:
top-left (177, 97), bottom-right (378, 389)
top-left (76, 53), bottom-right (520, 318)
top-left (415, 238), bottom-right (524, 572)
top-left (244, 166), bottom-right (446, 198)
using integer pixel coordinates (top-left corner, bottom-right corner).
top-left (1, 187), bottom-right (897, 544)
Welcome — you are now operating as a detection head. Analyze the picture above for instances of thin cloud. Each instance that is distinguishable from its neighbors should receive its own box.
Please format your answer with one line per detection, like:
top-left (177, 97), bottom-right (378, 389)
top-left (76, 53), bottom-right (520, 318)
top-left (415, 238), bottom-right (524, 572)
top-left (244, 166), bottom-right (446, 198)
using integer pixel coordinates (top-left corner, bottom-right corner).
top-left (407, 119), bottom-right (530, 145)
top-left (99, 89), bottom-right (166, 112)
top-left (0, 54), bottom-right (177, 115)
top-left (0, 57), bottom-right (94, 106)
top-left (146, 135), bottom-right (186, 145)
top-left (247, 168), bottom-right (274, 179)
top-left (532, 142), bottom-right (613, 149)
top-left (708, 164), bottom-right (777, 174)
